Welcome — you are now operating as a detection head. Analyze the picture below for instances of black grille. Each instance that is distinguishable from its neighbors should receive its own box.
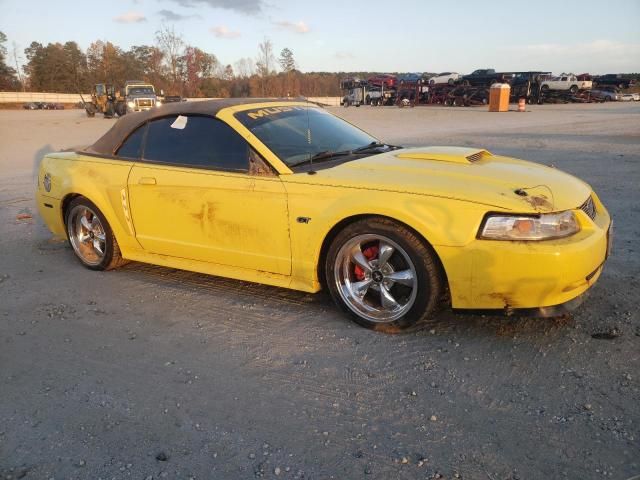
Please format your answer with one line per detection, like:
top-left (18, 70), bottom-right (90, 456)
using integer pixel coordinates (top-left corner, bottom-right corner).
top-left (580, 196), bottom-right (596, 220)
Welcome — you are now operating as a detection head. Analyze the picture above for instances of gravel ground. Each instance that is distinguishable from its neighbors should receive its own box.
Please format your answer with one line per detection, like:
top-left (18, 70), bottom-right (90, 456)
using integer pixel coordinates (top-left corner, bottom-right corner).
top-left (0, 104), bottom-right (639, 480)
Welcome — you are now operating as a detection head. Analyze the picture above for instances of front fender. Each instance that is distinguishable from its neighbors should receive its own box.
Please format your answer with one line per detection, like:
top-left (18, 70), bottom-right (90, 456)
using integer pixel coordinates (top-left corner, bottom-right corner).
top-left (285, 182), bottom-right (487, 291)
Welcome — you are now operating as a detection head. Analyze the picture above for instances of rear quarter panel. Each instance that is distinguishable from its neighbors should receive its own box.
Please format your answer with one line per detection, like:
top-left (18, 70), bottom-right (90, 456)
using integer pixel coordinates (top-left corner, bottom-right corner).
top-left (37, 152), bottom-right (139, 251)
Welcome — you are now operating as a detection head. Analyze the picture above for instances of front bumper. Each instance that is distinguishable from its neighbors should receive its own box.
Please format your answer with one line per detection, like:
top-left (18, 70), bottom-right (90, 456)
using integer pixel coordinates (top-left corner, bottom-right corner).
top-left (453, 289), bottom-right (589, 318)
top-left (449, 195), bottom-right (611, 310)
top-left (128, 106), bottom-right (155, 112)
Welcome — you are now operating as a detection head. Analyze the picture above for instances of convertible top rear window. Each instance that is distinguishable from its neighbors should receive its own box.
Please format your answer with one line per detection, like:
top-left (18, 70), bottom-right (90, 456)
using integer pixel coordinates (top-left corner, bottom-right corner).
top-left (116, 124), bottom-right (146, 159)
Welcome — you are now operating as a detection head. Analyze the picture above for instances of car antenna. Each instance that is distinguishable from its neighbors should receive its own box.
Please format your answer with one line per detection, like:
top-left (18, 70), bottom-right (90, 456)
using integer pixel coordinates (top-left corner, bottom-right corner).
top-left (306, 96), bottom-right (316, 175)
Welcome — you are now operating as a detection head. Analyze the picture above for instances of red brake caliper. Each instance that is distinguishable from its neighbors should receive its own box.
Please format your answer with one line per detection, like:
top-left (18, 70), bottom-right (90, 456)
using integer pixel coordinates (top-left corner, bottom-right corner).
top-left (354, 245), bottom-right (379, 281)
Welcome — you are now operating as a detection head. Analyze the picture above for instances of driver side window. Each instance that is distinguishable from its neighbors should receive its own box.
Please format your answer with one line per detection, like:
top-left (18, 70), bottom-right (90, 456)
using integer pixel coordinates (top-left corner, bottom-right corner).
top-left (143, 115), bottom-right (250, 172)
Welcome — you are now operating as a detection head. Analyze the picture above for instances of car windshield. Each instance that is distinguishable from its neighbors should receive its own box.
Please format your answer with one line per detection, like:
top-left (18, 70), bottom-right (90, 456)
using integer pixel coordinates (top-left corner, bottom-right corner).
top-left (128, 86), bottom-right (154, 95)
top-left (234, 106), bottom-right (378, 167)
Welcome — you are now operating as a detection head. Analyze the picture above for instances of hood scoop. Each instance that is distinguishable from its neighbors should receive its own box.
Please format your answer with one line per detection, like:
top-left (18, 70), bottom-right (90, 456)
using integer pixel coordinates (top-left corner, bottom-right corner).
top-left (396, 147), bottom-right (492, 165)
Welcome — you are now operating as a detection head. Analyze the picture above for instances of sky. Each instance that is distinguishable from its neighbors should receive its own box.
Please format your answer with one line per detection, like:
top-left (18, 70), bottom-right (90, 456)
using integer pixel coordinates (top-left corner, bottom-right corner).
top-left (1, 0), bottom-right (639, 75)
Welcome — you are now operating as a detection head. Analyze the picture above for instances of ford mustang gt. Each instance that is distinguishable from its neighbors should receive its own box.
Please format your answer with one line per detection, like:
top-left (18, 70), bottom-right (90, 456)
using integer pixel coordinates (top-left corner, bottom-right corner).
top-left (36, 99), bottom-right (611, 332)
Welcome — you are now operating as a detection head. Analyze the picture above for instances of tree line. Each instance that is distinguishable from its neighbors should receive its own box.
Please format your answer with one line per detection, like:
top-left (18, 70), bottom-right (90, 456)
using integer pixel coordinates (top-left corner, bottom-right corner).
top-left (6, 30), bottom-right (635, 98)
top-left (0, 27), bottom-right (361, 98)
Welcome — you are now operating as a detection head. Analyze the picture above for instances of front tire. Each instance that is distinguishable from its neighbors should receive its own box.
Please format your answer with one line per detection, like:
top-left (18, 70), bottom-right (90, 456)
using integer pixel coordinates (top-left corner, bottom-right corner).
top-left (65, 197), bottom-right (127, 271)
top-left (85, 104), bottom-right (96, 117)
top-left (115, 102), bottom-right (126, 116)
top-left (325, 217), bottom-right (443, 333)
top-left (104, 101), bottom-right (115, 118)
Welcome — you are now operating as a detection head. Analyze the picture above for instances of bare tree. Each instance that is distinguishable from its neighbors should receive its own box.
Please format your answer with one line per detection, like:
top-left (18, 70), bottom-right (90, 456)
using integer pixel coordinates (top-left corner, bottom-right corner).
top-left (155, 24), bottom-right (184, 92)
top-left (255, 37), bottom-right (276, 96)
top-left (234, 57), bottom-right (254, 78)
top-left (255, 37), bottom-right (275, 77)
top-left (11, 41), bottom-right (24, 90)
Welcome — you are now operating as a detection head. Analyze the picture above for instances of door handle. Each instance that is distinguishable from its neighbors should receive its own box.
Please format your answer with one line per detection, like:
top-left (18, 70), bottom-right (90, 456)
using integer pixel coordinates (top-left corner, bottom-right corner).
top-left (138, 177), bottom-right (157, 185)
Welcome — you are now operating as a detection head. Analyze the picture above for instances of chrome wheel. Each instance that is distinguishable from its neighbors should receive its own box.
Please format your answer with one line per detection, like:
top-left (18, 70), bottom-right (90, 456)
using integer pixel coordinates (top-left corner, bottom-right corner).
top-left (334, 234), bottom-right (418, 323)
top-left (67, 205), bottom-right (106, 266)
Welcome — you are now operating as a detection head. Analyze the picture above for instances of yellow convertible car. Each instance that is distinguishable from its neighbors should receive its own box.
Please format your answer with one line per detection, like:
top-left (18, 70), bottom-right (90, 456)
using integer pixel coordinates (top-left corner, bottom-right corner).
top-left (36, 99), bottom-right (611, 332)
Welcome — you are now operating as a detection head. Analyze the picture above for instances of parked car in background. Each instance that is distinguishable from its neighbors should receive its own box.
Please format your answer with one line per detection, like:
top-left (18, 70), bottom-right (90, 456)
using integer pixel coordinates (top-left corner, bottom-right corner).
top-left (43, 102), bottom-right (62, 110)
top-left (540, 74), bottom-right (592, 93)
top-left (590, 89), bottom-right (620, 102)
top-left (619, 93), bottom-right (640, 102)
top-left (427, 72), bottom-right (461, 85)
top-left (446, 86), bottom-right (489, 106)
top-left (593, 74), bottom-right (636, 90)
top-left (397, 73), bottom-right (423, 84)
top-left (23, 103), bottom-right (38, 110)
top-left (367, 74), bottom-right (397, 89)
top-left (162, 95), bottom-right (184, 103)
top-left (461, 69), bottom-right (512, 87)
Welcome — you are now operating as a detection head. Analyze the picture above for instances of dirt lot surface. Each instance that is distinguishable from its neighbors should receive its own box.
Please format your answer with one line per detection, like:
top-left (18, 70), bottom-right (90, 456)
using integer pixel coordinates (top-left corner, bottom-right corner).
top-left (1, 104), bottom-right (639, 480)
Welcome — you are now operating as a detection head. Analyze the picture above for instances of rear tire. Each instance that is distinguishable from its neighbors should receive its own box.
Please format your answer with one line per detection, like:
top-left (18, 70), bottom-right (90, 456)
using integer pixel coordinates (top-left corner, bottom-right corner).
top-left (325, 217), bottom-right (443, 333)
top-left (104, 101), bottom-right (115, 118)
top-left (65, 197), bottom-right (128, 271)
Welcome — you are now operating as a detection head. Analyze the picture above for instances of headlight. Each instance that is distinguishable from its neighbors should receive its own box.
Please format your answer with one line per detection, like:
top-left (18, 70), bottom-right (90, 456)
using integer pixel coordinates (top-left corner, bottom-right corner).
top-left (156, 100), bottom-right (162, 106)
top-left (127, 101), bottom-right (135, 108)
top-left (479, 211), bottom-right (579, 240)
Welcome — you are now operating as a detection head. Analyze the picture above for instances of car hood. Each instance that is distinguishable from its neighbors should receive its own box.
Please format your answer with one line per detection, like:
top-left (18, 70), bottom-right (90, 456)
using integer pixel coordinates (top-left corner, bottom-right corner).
top-left (284, 147), bottom-right (591, 212)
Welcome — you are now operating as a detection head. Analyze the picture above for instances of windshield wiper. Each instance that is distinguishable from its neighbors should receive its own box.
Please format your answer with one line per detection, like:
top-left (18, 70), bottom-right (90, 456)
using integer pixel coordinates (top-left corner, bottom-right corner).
top-left (288, 143), bottom-right (402, 168)
top-left (351, 142), bottom-right (401, 153)
top-left (289, 150), bottom-right (352, 167)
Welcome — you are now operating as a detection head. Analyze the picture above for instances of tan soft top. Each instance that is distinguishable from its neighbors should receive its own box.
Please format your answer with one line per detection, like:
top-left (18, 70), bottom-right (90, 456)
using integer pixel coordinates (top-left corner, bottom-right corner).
top-left (84, 97), bottom-right (305, 156)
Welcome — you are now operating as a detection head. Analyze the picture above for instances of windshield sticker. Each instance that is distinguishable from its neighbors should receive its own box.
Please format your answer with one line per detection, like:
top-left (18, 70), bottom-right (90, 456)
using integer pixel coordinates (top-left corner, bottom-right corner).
top-left (245, 106), bottom-right (309, 120)
top-left (171, 115), bottom-right (188, 130)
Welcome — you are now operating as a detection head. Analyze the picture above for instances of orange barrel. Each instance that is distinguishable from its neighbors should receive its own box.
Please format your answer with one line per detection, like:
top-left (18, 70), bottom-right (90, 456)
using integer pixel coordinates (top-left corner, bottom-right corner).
top-left (489, 83), bottom-right (511, 112)
top-left (518, 98), bottom-right (526, 112)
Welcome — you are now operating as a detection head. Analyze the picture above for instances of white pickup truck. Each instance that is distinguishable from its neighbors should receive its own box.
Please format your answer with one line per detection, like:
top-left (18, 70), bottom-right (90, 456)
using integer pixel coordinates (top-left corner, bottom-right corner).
top-left (540, 74), bottom-right (592, 93)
